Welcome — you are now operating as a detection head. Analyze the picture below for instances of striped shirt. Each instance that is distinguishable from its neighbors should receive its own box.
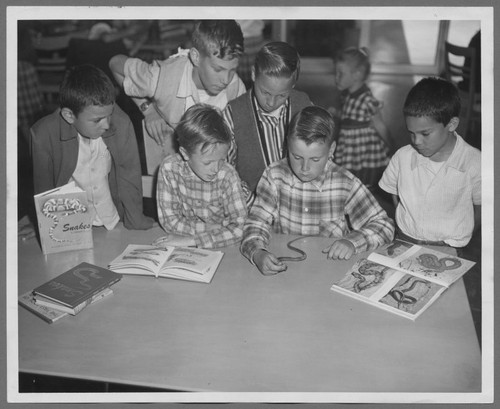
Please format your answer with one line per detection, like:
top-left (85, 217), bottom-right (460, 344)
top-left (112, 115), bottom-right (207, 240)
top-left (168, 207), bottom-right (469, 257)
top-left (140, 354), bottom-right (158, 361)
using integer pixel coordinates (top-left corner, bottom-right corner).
top-left (379, 133), bottom-right (481, 247)
top-left (241, 159), bottom-right (395, 261)
top-left (223, 93), bottom-right (290, 167)
top-left (157, 154), bottom-right (248, 249)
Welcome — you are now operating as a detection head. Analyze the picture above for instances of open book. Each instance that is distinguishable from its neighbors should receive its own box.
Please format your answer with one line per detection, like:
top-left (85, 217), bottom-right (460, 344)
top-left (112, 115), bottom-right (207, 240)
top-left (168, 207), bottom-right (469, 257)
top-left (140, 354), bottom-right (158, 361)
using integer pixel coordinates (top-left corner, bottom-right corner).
top-left (330, 240), bottom-right (476, 320)
top-left (108, 244), bottom-right (224, 284)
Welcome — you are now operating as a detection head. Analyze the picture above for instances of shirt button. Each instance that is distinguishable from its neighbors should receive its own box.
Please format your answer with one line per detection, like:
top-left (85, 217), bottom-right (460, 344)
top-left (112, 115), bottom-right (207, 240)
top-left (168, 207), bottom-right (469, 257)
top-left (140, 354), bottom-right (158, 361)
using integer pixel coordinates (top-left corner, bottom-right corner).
top-left (304, 207), bottom-right (309, 212)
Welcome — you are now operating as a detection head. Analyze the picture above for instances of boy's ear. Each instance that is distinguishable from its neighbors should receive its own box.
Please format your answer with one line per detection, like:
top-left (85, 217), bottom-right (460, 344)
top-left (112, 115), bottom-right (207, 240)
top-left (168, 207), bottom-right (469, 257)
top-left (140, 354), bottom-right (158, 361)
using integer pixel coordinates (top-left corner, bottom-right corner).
top-left (446, 117), bottom-right (460, 132)
top-left (179, 146), bottom-right (190, 161)
top-left (329, 141), bottom-right (337, 157)
top-left (189, 48), bottom-right (200, 67)
top-left (60, 107), bottom-right (76, 125)
top-left (251, 67), bottom-right (256, 83)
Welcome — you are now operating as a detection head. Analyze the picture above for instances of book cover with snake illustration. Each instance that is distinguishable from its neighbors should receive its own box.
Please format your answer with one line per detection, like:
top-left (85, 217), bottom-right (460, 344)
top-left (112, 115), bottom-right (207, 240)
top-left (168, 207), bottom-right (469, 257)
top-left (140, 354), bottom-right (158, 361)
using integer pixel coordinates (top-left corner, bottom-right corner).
top-left (34, 182), bottom-right (93, 255)
top-left (330, 240), bottom-right (476, 320)
top-left (32, 262), bottom-right (121, 309)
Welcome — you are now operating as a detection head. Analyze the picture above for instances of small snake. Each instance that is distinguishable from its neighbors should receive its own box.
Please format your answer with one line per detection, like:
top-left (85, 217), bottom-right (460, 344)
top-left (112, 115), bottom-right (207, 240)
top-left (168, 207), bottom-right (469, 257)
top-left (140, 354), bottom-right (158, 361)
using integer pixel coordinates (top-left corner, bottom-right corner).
top-left (261, 236), bottom-right (308, 276)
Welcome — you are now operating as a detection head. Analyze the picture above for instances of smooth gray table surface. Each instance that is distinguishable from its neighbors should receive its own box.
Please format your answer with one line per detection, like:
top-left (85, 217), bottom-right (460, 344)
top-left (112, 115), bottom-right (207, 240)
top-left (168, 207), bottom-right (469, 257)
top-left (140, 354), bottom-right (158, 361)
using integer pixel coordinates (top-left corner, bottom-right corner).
top-left (17, 223), bottom-right (481, 392)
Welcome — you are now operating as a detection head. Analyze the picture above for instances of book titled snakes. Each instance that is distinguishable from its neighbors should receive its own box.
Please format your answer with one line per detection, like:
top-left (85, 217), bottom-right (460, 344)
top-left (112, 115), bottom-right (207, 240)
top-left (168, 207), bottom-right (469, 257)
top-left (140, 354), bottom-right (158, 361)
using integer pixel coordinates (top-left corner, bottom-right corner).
top-left (34, 182), bottom-right (93, 254)
top-left (330, 240), bottom-right (476, 320)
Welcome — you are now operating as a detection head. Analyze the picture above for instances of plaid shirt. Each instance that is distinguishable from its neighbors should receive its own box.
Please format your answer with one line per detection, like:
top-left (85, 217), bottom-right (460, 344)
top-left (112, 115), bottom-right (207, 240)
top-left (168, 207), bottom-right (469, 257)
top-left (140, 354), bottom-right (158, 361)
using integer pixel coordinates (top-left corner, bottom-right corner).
top-left (240, 159), bottom-right (395, 261)
top-left (157, 154), bottom-right (248, 249)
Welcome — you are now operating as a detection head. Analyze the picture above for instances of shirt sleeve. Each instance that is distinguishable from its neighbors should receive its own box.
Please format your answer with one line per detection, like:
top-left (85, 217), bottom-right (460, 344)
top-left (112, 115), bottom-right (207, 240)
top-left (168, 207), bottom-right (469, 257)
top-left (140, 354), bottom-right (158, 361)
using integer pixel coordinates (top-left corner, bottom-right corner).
top-left (471, 152), bottom-right (481, 205)
top-left (378, 151), bottom-right (400, 195)
top-left (222, 105), bottom-right (237, 167)
top-left (123, 58), bottom-right (161, 99)
top-left (112, 112), bottom-right (154, 230)
top-left (343, 177), bottom-right (395, 253)
top-left (240, 168), bottom-right (278, 262)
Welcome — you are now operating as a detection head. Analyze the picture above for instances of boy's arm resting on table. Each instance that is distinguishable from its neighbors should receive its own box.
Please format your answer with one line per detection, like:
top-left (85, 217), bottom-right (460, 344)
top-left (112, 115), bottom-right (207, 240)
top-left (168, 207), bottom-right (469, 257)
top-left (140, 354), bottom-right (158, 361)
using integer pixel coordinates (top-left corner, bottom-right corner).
top-left (338, 179), bottom-right (395, 253)
top-left (240, 170), bottom-right (278, 259)
top-left (113, 112), bottom-right (155, 230)
top-left (157, 166), bottom-right (247, 249)
top-left (194, 169), bottom-right (248, 248)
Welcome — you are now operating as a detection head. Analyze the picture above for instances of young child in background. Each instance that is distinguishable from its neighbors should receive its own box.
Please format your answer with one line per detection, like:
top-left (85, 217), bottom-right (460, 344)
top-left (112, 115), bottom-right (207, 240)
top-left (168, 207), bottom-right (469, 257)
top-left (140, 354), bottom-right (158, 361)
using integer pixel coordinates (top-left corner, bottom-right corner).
top-left (31, 64), bottom-right (155, 231)
top-left (332, 47), bottom-right (391, 188)
top-left (154, 104), bottom-right (247, 249)
top-left (379, 76), bottom-right (481, 251)
top-left (240, 106), bottom-right (394, 276)
top-left (109, 20), bottom-right (246, 172)
top-left (222, 41), bottom-right (312, 195)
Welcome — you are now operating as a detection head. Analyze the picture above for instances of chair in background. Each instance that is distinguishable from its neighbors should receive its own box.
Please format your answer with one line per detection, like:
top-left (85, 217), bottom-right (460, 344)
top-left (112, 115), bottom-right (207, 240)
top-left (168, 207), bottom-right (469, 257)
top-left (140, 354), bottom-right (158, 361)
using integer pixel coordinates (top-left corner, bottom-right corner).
top-left (443, 41), bottom-right (481, 145)
top-left (32, 34), bottom-right (70, 106)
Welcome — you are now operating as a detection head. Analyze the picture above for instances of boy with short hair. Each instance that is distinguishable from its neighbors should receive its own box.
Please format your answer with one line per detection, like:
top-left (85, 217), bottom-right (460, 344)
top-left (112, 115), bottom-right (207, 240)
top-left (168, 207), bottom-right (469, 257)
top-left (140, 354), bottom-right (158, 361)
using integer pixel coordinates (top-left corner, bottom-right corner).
top-left (222, 41), bottom-right (312, 193)
top-left (109, 20), bottom-right (246, 170)
top-left (379, 76), bottom-right (481, 249)
top-left (31, 64), bottom-right (154, 230)
top-left (241, 106), bottom-right (394, 275)
top-left (154, 104), bottom-right (247, 249)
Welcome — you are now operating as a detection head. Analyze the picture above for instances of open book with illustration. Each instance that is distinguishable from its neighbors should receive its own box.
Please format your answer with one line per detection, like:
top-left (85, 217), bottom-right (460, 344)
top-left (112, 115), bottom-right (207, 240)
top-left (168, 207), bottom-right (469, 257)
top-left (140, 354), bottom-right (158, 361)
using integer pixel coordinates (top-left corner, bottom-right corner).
top-left (330, 240), bottom-right (476, 320)
top-left (108, 244), bottom-right (224, 284)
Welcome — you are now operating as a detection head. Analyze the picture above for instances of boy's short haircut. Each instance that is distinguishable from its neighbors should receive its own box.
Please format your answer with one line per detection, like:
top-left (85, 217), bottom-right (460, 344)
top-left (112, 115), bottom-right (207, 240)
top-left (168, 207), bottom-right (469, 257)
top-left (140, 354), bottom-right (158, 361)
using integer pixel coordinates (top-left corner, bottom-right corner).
top-left (254, 41), bottom-right (301, 81)
top-left (191, 20), bottom-right (244, 60)
top-left (59, 64), bottom-right (117, 116)
top-left (337, 47), bottom-right (371, 81)
top-left (176, 104), bottom-right (231, 154)
top-left (403, 76), bottom-right (461, 125)
top-left (287, 106), bottom-right (336, 146)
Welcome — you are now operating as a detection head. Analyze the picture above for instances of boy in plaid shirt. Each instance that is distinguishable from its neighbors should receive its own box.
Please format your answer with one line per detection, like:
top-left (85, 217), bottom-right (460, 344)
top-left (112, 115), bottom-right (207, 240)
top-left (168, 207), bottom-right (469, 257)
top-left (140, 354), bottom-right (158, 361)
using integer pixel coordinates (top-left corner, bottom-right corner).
top-left (154, 104), bottom-right (247, 249)
top-left (241, 106), bottom-right (394, 275)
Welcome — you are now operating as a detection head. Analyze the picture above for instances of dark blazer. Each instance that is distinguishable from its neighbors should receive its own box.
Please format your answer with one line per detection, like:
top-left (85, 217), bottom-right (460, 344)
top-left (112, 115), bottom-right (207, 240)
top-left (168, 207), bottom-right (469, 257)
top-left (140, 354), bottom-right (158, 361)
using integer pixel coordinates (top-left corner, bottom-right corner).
top-left (229, 89), bottom-right (312, 192)
top-left (30, 105), bottom-right (153, 230)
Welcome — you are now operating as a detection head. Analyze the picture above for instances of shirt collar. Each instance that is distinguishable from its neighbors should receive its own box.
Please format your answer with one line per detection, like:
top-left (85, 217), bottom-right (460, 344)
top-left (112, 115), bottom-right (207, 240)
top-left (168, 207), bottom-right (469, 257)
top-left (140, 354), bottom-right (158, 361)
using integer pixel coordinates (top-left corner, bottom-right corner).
top-left (410, 132), bottom-right (465, 172)
top-left (177, 56), bottom-right (196, 99)
top-left (289, 159), bottom-right (334, 190)
top-left (252, 91), bottom-right (289, 119)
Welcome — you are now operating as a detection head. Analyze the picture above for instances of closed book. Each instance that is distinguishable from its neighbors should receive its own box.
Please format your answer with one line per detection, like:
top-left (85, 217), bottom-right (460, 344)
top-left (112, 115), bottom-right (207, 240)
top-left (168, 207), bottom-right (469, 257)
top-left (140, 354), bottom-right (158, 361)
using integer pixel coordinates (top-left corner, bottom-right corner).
top-left (34, 181), bottom-right (93, 255)
top-left (18, 291), bottom-right (68, 323)
top-left (33, 262), bottom-right (121, 308)
top-left (34, 287), bottom-right (113, 315)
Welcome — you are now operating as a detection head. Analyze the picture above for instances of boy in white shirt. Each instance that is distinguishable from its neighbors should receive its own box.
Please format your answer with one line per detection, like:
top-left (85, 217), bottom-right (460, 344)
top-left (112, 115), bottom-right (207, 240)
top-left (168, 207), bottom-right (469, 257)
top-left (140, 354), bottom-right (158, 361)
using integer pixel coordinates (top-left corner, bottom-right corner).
top-left (379, 76), bottom-right (481, 251)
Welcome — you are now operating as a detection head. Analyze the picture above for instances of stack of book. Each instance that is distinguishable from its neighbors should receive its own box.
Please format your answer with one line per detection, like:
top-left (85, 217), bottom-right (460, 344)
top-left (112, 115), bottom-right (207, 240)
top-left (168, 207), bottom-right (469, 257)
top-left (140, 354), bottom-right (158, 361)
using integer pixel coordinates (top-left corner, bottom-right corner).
top-left (19, 262), bottom-right (122, 323)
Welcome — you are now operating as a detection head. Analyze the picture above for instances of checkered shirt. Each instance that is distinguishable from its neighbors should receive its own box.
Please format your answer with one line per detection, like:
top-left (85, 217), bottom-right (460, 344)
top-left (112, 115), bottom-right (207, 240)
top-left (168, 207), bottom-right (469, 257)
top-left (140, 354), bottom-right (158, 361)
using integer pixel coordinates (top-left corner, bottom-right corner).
top-left (240, 159), bottom-right (395, 261)
top-left (157, 154), bottom-right (248, 249)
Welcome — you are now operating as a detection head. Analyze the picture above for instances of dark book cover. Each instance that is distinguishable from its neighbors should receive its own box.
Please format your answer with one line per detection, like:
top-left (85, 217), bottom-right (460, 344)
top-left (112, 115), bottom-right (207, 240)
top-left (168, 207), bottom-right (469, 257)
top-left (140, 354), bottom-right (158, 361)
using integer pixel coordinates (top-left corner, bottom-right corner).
top-left (33, 262), bottom-right (121, 308)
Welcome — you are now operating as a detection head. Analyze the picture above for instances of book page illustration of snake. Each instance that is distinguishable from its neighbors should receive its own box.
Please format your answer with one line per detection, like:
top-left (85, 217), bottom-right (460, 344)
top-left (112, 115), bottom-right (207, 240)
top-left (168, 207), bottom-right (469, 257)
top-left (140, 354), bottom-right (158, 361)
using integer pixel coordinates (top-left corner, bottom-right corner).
top-left (416, 253), bottom-right (462, 274)
top-left (42, 198), bottom-right (88, 242)
top-left (388, 276), bottom-right (431, 308)
top-left (352, 261), bottom-right (389, 293)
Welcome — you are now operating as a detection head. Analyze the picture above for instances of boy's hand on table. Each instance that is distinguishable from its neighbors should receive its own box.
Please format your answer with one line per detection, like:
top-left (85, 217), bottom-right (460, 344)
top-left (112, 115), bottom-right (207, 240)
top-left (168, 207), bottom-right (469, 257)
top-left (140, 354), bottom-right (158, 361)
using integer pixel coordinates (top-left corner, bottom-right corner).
top-left (152, 234), bottom-right (196, 248)
top-left (322, 239), bottom-right (355, 260)
top-left (253, 249), bottom-right (288, 276)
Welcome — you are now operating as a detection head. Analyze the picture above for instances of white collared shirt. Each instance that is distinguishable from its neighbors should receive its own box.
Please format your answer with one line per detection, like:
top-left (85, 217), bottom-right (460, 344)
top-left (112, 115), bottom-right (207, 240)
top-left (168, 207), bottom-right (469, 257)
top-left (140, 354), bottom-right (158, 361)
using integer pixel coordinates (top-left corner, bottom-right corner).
top-left (379, 133), bottom-right (481, 247)
top-left (69, 135), bottom-right (119, 230)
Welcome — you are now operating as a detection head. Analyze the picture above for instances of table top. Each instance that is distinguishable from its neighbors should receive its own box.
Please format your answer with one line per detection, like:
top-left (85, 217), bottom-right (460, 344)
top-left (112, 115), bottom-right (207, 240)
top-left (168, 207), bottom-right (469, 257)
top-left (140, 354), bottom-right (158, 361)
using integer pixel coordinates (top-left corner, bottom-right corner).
top-left (16, 223), bottom-right (481, 393)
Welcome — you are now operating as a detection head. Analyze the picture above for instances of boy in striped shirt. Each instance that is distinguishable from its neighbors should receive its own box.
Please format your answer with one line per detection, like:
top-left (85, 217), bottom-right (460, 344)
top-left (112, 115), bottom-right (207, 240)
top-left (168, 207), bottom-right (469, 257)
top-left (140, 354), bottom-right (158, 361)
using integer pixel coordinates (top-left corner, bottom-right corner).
top-left (241, 106), bottom-right (394, 276)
